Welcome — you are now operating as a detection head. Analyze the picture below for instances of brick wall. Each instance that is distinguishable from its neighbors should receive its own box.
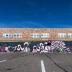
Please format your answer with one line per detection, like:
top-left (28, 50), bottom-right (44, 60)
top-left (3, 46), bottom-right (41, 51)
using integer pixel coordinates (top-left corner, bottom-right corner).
top-left (0, 28), bottom-right (72, 42)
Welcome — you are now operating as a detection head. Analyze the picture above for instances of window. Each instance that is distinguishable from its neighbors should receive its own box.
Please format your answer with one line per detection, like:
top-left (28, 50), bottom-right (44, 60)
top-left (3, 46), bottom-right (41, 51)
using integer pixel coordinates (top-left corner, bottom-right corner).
top-left (13, 33), bottom-right (22, 38)
top-left (32, 33), bottom-right (39, 38)
top-left (58, 33), bottom-right (66, 38)
top-left (18, 33), bottom-right (22, 38)
top-left (3, 33), bottom-right (11, 38)
top-left (68, 33), bottom-right (72, 38)
top-left (41, 33), bottom-right (50, 38)
top-left (3, 33), bottom-right (22, 38)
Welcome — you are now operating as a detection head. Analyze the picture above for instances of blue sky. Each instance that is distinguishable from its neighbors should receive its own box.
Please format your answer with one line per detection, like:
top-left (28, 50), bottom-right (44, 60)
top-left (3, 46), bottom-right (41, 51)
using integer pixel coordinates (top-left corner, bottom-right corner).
top-left (0, 0), bottom-right (72, 28)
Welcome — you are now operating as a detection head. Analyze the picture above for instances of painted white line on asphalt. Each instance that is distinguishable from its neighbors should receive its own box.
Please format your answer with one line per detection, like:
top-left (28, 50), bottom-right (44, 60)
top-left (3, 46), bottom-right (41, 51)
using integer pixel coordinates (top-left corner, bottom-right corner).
top-left (41, 60), bottom-right (46, 72)
top-left (0, 60), bottom-right (7, 63)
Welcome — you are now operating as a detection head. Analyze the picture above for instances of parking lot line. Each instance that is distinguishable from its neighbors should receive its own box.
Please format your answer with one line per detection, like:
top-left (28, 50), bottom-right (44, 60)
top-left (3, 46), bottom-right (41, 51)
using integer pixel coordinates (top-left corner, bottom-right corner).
top-left (0, 60), bottom-right (7, 63)
top-left (41, 60), bottom-right (46, 72)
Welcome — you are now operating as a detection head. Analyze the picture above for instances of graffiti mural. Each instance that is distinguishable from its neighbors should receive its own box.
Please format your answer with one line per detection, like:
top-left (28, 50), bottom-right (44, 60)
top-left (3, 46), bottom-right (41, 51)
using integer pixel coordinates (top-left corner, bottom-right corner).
top-left (0, 41), bottom-right (72, 53)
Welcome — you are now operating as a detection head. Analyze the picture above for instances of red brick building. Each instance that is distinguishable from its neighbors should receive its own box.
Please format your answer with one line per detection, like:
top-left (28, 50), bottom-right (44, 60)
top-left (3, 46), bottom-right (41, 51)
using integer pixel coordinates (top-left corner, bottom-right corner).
top-left (0, 28), bottom-right (72, 42)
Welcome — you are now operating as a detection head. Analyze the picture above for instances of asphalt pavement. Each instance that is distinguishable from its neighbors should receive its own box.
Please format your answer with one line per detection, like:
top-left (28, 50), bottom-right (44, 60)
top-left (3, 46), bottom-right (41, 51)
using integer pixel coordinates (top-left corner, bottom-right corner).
top-left (0, 52), bottom-right (72, 72)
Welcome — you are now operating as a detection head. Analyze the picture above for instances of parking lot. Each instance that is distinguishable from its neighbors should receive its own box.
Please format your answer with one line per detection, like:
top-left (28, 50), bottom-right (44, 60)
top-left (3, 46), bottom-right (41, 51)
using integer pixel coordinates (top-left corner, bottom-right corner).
top-left (0, 52), bottom-right (72, 72)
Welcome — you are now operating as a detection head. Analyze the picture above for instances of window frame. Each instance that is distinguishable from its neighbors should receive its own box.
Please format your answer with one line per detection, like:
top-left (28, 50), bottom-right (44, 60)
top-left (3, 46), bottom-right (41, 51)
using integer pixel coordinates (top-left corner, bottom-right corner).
top-left (41, 33), bottom-right (50, 38)
top-left (58, 33), bottom-right (66, 38)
